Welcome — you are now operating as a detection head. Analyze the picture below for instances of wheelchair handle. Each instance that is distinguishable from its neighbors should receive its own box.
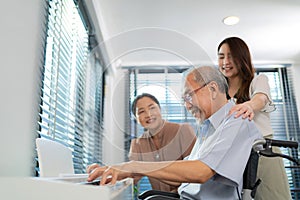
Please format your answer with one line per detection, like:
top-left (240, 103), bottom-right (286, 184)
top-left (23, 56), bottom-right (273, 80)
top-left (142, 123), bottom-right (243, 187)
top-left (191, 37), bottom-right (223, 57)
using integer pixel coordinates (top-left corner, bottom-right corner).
top-left (265, 138), bottom-right (298, 149)
top-left (253, 138), bottom-right (298, 150)
top-left (252, 138), bottom-right (299, 165)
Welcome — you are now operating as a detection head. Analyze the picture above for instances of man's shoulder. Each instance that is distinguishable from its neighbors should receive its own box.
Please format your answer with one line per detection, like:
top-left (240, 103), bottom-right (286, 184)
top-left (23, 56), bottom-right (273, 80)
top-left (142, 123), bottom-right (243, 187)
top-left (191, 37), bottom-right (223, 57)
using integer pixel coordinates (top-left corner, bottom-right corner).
top-left (224, 113), bottom-right (262, 137)
top-left (221, 112), bottom-right (258, 130)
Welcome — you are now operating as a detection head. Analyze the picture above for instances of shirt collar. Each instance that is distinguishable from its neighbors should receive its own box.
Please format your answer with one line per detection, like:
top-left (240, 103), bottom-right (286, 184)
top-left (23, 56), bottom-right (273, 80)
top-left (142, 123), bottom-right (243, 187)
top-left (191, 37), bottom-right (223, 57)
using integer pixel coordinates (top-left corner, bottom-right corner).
top-left (207, 99), bottom-right (235, 130)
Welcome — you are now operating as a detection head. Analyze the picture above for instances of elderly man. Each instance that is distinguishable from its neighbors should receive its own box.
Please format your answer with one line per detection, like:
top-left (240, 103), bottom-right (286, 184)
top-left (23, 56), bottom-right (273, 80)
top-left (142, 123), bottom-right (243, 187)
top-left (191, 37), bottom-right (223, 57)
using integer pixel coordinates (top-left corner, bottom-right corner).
top-left (87, 66), bottom-right (262, 199)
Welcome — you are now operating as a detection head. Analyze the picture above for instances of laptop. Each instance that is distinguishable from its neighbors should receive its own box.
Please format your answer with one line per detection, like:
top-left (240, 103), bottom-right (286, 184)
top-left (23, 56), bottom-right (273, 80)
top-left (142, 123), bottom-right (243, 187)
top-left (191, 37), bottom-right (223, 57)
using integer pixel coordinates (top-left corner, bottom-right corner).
top-left (36, 138), bottom-right (89, 182)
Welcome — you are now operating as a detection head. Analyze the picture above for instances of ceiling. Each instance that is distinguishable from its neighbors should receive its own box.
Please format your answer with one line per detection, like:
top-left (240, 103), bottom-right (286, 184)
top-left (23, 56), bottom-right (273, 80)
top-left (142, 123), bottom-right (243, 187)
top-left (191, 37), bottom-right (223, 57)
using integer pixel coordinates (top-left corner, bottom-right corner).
top-left (86, 0), bottom-right (300, 68)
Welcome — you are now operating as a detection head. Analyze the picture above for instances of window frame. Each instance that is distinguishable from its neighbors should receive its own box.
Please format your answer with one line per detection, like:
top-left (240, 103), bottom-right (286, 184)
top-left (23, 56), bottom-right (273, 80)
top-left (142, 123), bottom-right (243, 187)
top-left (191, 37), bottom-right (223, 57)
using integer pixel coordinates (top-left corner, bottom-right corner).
top-left (35, 0), bottom-right (104, 175)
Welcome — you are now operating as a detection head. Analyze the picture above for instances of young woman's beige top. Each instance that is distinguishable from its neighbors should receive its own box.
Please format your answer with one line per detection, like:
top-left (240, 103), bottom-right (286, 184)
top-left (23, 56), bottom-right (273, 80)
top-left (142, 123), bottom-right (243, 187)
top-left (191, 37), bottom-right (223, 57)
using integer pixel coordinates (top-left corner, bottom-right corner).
top-left (249, 74), bottom-right (276, 137)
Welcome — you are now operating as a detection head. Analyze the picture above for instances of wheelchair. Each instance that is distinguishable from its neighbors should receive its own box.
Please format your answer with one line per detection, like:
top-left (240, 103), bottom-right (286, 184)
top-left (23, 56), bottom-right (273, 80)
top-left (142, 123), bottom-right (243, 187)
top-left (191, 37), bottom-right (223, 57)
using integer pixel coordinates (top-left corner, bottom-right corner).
top-left (138, 138), bottom-right (299, 200)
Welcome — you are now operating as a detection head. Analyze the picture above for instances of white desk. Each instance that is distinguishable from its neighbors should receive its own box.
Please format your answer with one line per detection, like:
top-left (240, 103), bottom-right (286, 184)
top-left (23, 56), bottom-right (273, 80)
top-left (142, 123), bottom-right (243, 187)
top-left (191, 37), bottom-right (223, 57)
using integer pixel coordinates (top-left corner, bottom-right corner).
top-left (0, 177), bottom-right (133, 200)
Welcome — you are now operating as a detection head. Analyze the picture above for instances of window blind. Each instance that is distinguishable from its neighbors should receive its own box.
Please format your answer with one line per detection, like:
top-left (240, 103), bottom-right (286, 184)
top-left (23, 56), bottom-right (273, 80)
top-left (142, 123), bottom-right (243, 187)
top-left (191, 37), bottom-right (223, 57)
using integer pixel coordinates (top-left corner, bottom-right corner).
top-left (279, 67), bottom-right (300, 199)
top-left (37, 0), bottom-right (103, 175)
top-left (129, 68), bottom-right (197, 138)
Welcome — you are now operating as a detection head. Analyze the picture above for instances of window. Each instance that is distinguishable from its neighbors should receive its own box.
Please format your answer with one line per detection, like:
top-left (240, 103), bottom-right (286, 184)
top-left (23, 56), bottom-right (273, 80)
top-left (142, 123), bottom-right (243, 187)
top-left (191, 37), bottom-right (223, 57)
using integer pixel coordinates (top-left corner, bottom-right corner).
top-left (36, 0), bottom-right (104, 175)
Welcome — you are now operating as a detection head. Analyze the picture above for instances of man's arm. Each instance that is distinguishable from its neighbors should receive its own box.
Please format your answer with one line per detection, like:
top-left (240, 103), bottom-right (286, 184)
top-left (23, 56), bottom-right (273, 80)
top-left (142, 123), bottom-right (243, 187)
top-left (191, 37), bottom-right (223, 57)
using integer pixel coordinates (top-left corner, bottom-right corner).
top-left (87, 160), bottom-right (215, 186)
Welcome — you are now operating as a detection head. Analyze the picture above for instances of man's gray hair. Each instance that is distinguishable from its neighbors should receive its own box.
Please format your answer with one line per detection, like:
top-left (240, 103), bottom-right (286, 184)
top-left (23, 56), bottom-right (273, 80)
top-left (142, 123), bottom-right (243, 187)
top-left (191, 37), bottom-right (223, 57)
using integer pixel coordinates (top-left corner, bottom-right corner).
top-left (187, 66), bottom-right (228, 94)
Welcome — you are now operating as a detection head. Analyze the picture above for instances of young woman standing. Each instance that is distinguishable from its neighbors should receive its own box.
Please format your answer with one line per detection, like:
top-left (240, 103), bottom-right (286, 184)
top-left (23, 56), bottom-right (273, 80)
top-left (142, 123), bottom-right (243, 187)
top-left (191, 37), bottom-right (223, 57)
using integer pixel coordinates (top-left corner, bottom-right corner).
top-left (217, 36), bottom-right (291, 200)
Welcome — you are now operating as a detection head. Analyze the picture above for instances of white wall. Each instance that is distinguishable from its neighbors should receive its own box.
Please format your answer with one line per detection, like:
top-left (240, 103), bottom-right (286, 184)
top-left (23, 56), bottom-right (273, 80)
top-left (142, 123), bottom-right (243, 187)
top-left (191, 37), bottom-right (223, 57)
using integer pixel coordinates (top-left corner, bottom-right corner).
top-left (0, 1), bottom-right (45, 176)
top-left (102, 67), bottom-right (126, 165)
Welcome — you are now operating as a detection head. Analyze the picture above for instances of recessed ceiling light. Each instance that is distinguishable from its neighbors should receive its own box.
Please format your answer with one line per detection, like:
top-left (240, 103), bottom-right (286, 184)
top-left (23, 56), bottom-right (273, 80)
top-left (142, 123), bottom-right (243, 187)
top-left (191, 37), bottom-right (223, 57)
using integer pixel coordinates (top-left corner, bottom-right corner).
top-left (223, 16), bottom-right (240, 26)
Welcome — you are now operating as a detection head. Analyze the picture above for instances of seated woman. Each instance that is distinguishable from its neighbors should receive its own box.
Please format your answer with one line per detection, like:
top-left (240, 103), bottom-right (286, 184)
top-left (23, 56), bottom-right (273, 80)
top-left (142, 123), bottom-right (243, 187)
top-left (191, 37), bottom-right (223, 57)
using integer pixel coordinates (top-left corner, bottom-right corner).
top-left (129, 93), bottom-right (196, 193)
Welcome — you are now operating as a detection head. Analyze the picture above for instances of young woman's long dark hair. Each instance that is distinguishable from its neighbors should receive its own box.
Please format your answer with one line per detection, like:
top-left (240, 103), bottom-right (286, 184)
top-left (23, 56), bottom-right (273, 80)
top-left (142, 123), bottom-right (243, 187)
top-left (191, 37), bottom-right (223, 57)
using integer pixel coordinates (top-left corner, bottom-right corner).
top-left (217, 37), bottom-right (255, 104)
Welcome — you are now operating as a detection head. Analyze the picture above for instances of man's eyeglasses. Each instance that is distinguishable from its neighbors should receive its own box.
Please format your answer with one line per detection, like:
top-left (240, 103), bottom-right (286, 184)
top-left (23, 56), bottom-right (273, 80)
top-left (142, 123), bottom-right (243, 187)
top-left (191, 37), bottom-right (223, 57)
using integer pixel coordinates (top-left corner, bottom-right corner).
top-left (182, 83), bottom-right (207, 104)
